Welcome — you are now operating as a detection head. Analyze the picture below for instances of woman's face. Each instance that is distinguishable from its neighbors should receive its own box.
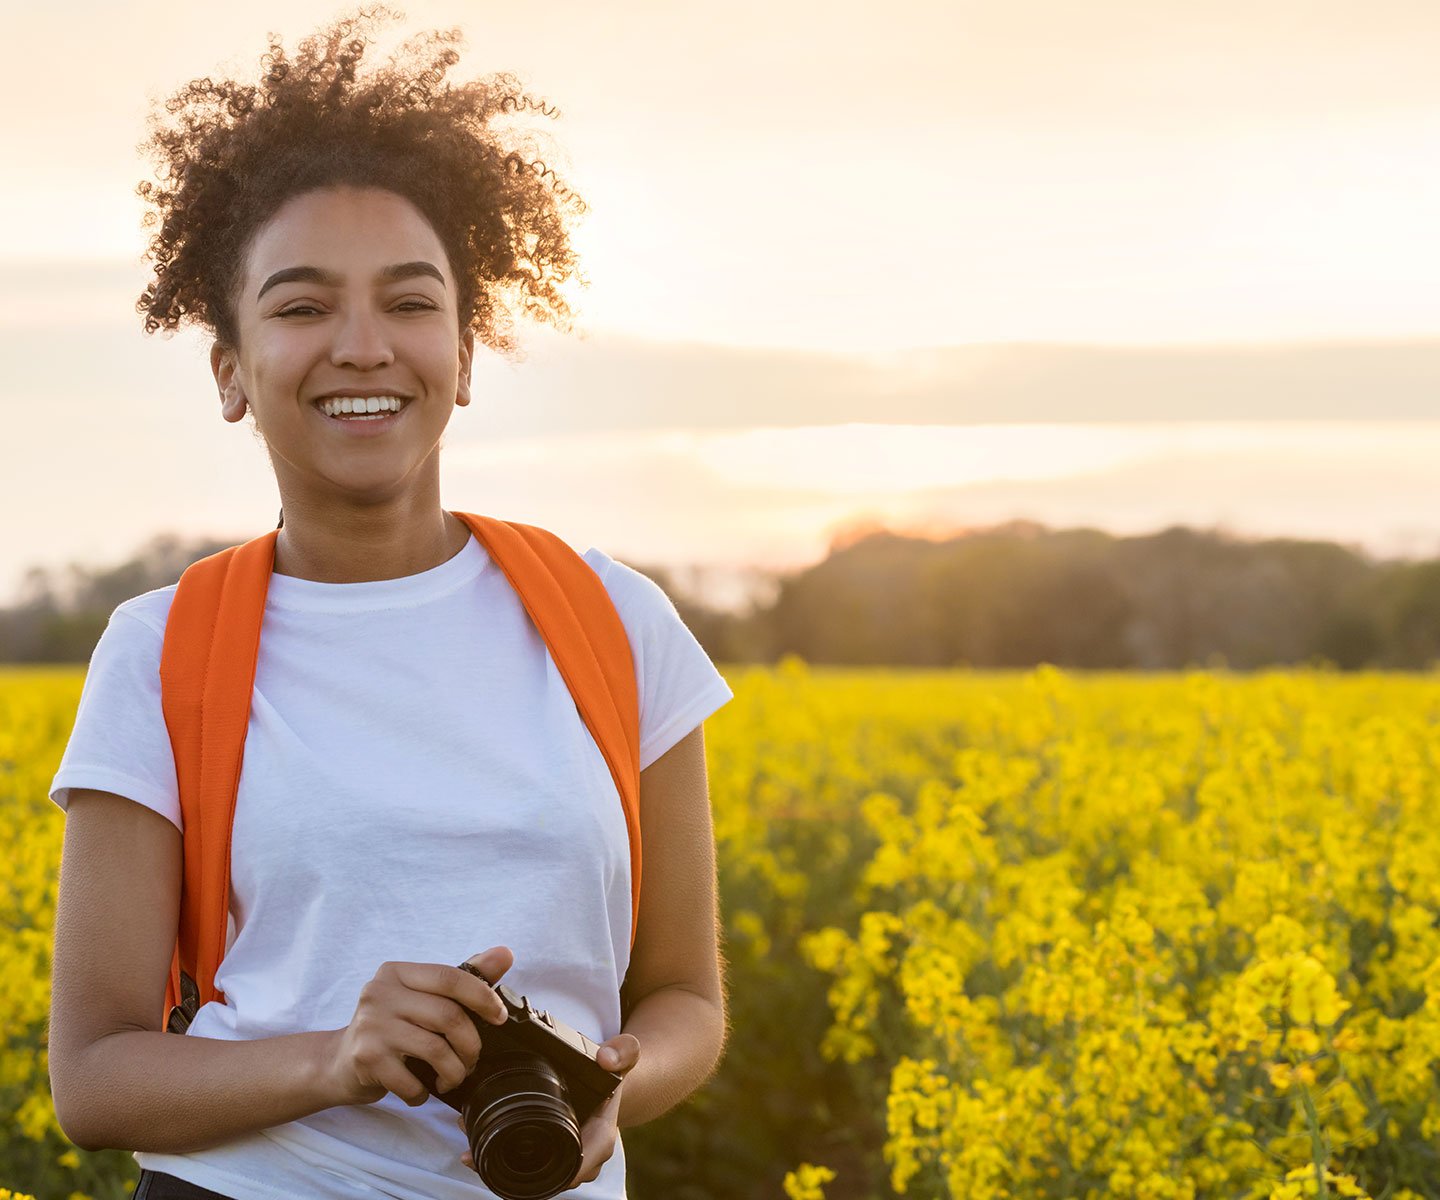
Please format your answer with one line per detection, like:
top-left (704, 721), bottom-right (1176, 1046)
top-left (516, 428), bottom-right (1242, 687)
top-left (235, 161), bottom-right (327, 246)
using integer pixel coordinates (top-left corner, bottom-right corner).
top-left (211, 185), bottom-right (474, 510)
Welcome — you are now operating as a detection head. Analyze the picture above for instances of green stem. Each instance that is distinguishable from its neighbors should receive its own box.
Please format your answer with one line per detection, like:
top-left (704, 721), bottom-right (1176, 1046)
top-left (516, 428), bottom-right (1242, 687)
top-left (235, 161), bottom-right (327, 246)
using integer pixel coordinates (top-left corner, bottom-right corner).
top-left (1298, 1074), bottom-right (1330, 1200)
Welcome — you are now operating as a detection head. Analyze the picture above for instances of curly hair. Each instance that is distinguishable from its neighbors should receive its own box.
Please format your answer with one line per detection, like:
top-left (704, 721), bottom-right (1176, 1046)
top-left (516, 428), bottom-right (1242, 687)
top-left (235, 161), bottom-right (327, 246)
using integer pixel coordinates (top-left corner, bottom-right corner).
top-left (134, 3), bottom-right (588, 359)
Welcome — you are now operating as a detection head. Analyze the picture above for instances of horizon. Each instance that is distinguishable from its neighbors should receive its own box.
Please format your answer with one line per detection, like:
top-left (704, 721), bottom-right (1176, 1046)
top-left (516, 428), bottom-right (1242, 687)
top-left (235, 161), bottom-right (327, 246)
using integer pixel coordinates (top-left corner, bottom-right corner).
top-left (10, 501), bottom-right (1438, 620)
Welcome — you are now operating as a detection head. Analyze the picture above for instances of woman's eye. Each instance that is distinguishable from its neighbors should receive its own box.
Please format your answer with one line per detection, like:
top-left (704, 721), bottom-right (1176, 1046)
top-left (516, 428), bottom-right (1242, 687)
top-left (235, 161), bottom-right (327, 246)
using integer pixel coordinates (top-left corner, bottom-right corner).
top-left (275, 302), bottom-right (437, 318)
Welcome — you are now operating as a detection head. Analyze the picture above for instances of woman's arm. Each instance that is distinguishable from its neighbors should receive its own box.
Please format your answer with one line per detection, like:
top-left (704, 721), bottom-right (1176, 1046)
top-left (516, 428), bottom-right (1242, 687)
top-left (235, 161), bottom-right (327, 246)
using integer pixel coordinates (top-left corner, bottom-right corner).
top-left (613, 722), bottom-right (728, 1128)
top-left (49, 790), bottom-right (505, 1154)
top-left (48, 790), bottom-right (340, 1152)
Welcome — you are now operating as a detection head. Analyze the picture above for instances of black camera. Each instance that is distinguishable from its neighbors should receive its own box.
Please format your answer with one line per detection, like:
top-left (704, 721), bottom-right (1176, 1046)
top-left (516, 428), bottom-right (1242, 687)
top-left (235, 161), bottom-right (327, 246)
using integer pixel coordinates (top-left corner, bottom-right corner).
top-left (402, 962), bottom-right (623, 1200)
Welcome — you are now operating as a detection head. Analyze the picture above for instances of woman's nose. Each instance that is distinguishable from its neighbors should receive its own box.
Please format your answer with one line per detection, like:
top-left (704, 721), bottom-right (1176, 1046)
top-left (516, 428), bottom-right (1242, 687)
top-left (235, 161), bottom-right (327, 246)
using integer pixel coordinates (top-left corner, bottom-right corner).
top-left (329, 305), bottom-right (396, 369)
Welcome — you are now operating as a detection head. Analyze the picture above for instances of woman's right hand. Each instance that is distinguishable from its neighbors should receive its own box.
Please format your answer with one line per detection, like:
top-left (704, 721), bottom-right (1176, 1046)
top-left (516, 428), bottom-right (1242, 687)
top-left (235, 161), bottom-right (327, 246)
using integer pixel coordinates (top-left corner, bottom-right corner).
top-left (323, 945), bottom-right (515, 1108)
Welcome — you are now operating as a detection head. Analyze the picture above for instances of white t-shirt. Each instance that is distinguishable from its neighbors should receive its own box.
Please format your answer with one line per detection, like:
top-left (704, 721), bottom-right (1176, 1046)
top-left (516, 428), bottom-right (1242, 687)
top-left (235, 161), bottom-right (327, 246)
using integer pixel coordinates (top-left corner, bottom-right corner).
top-left (49, 531), bottom-right (735, 1200)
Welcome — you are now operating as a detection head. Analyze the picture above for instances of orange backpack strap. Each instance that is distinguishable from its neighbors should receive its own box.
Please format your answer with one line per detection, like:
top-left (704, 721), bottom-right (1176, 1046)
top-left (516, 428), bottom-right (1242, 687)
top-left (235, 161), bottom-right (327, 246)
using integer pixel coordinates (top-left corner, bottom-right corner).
top-left (159, 530), bottom-right (277, 1032)
top-left (158, 513), bottom-right (640, 1033)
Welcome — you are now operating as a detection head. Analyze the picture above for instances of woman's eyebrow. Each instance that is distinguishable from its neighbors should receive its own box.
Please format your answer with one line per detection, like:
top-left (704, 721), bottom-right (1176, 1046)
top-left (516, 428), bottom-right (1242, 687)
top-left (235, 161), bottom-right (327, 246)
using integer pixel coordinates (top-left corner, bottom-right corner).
top-left (256, 261), bottom-right (446, 300)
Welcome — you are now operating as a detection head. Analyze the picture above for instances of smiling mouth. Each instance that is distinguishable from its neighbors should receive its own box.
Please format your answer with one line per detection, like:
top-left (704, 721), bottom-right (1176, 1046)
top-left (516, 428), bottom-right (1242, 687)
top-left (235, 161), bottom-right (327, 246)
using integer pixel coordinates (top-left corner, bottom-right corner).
top-left (314, 396), bottom-right (411, 421)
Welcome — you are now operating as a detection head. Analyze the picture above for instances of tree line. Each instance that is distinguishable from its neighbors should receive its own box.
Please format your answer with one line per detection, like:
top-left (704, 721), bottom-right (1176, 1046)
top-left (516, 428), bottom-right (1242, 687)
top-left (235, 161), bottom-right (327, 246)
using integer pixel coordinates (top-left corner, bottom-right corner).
top-left (5, 521), bottom-right (1440, 669)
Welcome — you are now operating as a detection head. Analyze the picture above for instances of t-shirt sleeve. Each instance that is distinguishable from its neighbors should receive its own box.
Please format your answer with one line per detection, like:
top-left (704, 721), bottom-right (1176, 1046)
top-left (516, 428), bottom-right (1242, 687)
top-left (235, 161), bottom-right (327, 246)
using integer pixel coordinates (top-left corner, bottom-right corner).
top-left (584, 548), bottom-right (734, 772)
top-left (48, 597), bottom-right (183, 832)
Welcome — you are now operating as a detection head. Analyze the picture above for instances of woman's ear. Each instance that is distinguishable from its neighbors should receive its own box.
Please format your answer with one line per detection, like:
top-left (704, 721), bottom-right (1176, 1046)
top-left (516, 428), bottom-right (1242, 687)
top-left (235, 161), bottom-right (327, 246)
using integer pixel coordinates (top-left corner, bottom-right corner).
top-left (455, 328), bottom-right (475, 407)
top-left (210, 341), bottom-right (249, 423)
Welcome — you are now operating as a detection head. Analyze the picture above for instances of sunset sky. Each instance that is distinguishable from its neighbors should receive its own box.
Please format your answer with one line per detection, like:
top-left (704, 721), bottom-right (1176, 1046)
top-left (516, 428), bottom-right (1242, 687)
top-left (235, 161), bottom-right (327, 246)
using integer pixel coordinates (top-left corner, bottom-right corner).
top-left (4, 0), bottom-right (1440, 607)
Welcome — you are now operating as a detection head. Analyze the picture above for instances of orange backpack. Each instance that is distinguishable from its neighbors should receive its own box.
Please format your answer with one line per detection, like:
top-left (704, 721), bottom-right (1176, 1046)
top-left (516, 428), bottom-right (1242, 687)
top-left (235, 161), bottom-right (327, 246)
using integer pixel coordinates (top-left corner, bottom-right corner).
top-left (157, 511), bottom-right (640, 1034)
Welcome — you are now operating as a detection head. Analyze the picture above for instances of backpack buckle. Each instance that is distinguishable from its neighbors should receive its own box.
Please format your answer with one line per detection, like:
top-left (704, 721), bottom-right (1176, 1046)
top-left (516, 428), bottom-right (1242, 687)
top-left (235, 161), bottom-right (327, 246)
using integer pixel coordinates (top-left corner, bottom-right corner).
top-left (166, 969), bottom-right (200, 1034)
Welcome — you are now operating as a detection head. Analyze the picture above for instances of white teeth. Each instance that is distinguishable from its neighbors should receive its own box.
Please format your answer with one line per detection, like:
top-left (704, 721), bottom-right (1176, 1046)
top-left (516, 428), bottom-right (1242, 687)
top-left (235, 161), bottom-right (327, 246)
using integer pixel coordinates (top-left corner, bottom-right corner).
top-left (318, 396), bottom-right (406, 417)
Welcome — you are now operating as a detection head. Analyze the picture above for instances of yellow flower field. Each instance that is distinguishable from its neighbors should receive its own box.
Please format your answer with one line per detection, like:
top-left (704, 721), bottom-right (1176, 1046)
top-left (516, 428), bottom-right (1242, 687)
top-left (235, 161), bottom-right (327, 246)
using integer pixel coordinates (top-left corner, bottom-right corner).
top-left (4, 661), bottom-right (1440, 1199)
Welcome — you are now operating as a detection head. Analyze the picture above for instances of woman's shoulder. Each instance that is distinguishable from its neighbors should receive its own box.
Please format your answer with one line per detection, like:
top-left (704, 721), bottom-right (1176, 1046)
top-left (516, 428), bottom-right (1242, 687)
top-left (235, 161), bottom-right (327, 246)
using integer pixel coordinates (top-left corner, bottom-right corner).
top-left (578, 544), bottom-right (733, 770)
top-left (580, 546), bottom-right (675, 617)
top-left (77, 585), bottom-right (181, 684)
top-left (578, 543), bottom-right (712, 663)
top-left (107, 584), bottom-right (180, 641)
top-left (580, 545), bottom-right (620, 586)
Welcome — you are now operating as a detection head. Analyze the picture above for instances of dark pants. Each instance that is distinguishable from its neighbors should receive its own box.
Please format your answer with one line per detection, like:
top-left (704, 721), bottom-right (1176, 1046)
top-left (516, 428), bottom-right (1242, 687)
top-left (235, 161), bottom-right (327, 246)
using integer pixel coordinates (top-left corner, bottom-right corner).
top-left (132, 1168), bottom-right (237, 1200)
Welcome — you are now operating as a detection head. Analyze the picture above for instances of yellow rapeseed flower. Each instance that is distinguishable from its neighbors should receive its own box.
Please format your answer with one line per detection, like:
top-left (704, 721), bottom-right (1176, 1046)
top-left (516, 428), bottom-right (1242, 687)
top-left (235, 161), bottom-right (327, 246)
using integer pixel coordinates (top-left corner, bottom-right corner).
top-left (782, 1163), bottom-right (836, 1200)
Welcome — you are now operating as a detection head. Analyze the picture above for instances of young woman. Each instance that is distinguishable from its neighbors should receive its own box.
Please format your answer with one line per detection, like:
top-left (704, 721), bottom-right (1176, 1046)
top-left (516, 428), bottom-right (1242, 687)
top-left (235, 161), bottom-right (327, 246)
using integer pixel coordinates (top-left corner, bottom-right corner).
top-left (45, 8), bottom-right (732, 1199)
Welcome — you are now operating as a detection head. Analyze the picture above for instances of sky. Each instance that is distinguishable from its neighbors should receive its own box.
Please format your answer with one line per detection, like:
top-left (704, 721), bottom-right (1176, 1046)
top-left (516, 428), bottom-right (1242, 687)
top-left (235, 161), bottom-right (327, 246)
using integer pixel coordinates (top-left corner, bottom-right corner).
top-left (4, 0), bottom-right (1440, 608)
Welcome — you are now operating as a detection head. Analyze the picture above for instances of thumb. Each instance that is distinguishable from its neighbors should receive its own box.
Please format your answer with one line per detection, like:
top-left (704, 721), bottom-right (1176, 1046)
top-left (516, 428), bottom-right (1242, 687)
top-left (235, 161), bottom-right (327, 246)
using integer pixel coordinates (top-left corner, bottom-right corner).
top-left (597, 1033), bottom-right (641, 1075)
top-left (465, 945), bottom-right (514, 985)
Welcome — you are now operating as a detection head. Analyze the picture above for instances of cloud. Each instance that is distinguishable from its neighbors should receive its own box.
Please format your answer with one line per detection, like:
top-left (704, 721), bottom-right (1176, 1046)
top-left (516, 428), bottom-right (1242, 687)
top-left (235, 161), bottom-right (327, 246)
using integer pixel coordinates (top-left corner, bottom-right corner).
top-left (8, 263), bottom-right (1440, 448)
top-left (10, 260), bottom-right (1440, 603)
top-left (445, 421), bottom-right (1440, 574)
top-left (458, 329), bottom-right (1440, 433)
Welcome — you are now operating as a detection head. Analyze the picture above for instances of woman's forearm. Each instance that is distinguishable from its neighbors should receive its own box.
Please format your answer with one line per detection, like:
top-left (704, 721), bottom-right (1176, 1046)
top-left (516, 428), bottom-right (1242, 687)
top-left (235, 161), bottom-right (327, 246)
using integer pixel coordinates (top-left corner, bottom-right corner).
top-left (60, 1028), bottom-right (340, 1154)
top-left (63, 988), bottom-right (724, 1151)
top-left (615, 985), bottom-right (726, 1129)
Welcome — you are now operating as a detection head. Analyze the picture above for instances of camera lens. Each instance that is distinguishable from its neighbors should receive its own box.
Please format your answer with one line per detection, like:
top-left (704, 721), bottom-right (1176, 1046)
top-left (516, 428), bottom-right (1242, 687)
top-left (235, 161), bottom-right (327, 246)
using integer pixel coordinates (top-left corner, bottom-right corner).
top-left (462, 1052), bottom-right (583, 1200)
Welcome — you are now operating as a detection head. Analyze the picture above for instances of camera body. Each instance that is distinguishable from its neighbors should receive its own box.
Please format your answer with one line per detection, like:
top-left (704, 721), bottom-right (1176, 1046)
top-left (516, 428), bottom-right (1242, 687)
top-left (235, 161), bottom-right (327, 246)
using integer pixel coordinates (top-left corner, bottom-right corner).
top-left (402, 962), bottom-right (623, 1200)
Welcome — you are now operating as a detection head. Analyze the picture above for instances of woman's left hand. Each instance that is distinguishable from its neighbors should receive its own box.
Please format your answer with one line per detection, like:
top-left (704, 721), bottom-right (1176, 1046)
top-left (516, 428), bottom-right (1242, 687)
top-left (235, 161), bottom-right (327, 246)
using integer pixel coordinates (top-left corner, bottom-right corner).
top-left (560, 1033), bottom-right (640, 1190)
top-left (457, 1032), bottom-right (641, 1189)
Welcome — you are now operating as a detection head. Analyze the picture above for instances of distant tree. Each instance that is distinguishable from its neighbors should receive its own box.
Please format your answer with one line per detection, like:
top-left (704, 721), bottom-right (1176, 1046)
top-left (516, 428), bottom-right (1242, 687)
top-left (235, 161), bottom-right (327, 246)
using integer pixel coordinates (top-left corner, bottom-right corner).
top-left (1314, 609), bottom-right (1384, 670)
top-left (770, 532), bottom-right (946, 665)
top-left (0, 533), bottom-right (233, 664)
top-left (6, 519), bottom-right (1440, 670)
top-left (759, 521), bottom-right (1398, 671)
top-left (1109, 527), bottom-right (1373, 669)
top-left (1377, 560), bottom-right (1440, 669)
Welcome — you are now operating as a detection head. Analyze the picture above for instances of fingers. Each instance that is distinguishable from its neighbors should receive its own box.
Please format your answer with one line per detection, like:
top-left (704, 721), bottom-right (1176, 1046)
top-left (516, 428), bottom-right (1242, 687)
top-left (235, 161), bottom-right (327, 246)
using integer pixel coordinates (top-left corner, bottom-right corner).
top-left (565, 1091), bottom-right (622, 1189)
top-left (390, 959), bottom-right (505, 1068)
top-left (360, 965), bottom-right (503, 1101)
top-left (382, 956), bottom-right (507, 1022)
top-left (465, 945), bottom-right (515, 986)
top-left (398, 992), bottom-right (487, 1090)
top-left (385, 1027), bottom-right (465, 1105)
top-left (455, 949), bottom-right (512, 1026)
top-left (389, 961), bottom-right (503, 1026)
top-left (596, 1033), bottom-right (641, 1075)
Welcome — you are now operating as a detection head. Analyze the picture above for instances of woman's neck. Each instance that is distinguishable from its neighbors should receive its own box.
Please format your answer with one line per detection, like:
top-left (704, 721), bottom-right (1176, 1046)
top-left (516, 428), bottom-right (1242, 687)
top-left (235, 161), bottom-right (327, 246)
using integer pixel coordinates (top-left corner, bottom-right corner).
top-left (271, 504), bottom-right (469, 583)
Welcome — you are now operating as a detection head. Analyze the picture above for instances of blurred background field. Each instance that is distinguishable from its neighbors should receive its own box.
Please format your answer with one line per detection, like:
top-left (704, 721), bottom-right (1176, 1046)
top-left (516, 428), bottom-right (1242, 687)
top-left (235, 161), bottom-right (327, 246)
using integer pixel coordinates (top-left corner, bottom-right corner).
top-left (7, 660), bottom-right (1440, 1199)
